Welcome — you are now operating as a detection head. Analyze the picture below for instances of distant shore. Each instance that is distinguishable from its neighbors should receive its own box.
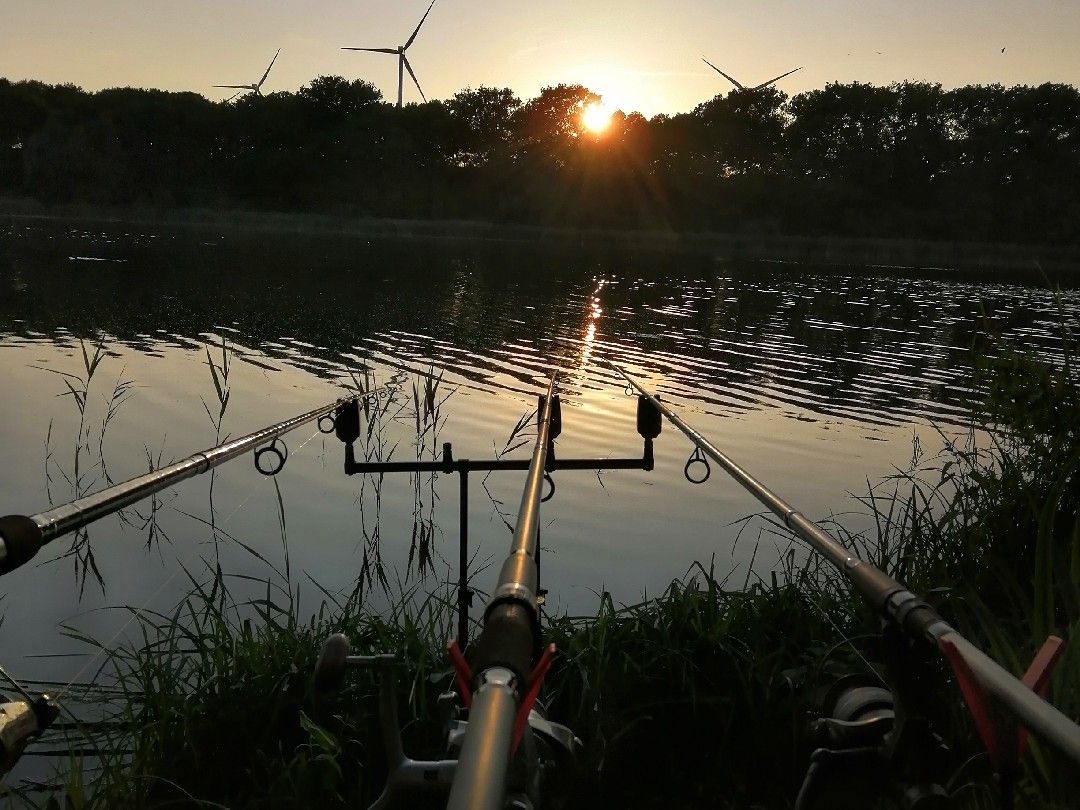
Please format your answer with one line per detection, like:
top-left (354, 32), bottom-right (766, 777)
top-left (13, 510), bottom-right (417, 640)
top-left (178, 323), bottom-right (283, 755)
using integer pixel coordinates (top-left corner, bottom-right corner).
top-left (3, 198), bottom-right (1079, 275)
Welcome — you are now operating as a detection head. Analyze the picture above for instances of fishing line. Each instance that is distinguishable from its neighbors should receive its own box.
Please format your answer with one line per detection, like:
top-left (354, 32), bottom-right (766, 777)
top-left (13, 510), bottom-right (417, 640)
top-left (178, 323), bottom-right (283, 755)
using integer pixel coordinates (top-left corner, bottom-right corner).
top-left (52, 425), bottom-right (325, 704)
top-left (0, 663), bottom-right (38, 703)
top-left (805, 590), bottom-right (886, 686)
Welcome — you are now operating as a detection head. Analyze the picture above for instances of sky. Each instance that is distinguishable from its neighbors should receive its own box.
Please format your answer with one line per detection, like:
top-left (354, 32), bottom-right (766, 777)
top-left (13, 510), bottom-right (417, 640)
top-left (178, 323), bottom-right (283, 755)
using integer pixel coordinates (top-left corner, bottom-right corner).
top-left (2, 1), bottom-right (1080, 117)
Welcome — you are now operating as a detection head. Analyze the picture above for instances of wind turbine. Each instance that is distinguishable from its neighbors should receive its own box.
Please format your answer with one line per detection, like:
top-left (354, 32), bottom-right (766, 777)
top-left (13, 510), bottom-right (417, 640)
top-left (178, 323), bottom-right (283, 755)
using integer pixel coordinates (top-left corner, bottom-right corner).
top-left (214, 49), bottom-right (281, 99)
top-left (342, 0), bottom-right (436, 107)
top-left (702, 57), bottom-right (803, 91)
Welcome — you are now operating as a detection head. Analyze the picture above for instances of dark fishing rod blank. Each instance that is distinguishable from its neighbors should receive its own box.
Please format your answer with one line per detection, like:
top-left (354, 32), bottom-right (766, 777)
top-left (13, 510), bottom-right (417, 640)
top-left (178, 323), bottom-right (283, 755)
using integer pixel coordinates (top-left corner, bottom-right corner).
top-left (447, 374), bottom-right (559, 810)
top-left (0, 392), bottom-right (369, 577)
top-left (607, 360), bottom-right (1080, 768)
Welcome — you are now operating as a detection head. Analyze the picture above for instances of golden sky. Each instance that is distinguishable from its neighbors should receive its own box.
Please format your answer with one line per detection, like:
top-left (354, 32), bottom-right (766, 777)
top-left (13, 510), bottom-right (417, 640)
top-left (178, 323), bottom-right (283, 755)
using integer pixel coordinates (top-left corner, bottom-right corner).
top-left (2, 1), bottom-right (1079, 116)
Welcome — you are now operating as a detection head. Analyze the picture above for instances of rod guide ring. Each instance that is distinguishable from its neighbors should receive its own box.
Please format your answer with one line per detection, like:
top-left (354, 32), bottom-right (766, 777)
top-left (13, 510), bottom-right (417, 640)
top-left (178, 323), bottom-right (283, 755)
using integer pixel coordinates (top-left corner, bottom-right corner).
top-left (254, 438), bottom-right (288, 476)
top-left (684, 446), bottom-right (711, 484)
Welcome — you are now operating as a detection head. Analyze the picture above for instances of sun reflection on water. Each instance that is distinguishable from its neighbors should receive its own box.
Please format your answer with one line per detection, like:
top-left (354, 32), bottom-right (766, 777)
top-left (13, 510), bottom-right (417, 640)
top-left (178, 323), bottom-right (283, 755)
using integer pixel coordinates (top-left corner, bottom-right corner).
top-left (577, 279), bottom-right (605, 380)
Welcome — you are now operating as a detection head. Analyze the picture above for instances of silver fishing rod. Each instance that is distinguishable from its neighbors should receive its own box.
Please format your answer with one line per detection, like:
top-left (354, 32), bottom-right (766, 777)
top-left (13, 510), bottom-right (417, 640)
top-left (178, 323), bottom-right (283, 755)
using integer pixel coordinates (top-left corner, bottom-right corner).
top-left (447, 373), bottom-right (558, 810)
top-left (0, 391), bottom-right (368, 577)
top-left (609, 361), bottom-right (1080, 766)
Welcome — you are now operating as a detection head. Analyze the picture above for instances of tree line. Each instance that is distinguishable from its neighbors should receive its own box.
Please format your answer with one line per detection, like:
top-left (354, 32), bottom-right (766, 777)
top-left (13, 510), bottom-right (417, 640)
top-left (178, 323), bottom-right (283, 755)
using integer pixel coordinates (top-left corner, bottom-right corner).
top-left (1, 76), bottom-right (1078, 243)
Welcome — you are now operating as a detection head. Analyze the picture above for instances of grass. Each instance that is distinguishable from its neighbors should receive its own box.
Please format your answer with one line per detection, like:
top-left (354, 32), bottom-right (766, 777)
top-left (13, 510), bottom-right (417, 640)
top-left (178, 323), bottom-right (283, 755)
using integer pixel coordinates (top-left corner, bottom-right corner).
top-left (8, 340), bottom-right (1079, 809)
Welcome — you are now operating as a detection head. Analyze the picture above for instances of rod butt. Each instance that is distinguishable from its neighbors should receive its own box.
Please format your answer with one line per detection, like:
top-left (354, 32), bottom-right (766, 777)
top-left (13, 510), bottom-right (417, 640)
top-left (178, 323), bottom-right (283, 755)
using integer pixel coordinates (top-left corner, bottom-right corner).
top-left (0, 515), bottom-right (43, 576)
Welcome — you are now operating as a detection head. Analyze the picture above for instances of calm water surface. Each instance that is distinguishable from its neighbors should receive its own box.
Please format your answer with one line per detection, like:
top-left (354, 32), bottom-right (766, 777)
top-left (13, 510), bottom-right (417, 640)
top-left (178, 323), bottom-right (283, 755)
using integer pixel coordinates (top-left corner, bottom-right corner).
top-left (1, 220), bottom-right (1078, 683)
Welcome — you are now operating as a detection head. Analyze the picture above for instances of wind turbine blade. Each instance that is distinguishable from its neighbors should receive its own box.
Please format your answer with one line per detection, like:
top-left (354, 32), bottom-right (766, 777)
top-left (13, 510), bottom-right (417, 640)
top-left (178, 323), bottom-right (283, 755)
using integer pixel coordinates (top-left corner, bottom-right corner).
top-left (752, 66), bottom-right (803, 90)
top-left (402, 55), bottom-right (426, 102)
top-left (404, 0), bottom-right (436, 50)
top-left (701, 58), bottom-right (744, 90)
top-left (258, 48), bottom-right (281, 88)
top-left (213, 85), bottom-right (252, 89)
top-left (342, 47), bottom-right (399, 53)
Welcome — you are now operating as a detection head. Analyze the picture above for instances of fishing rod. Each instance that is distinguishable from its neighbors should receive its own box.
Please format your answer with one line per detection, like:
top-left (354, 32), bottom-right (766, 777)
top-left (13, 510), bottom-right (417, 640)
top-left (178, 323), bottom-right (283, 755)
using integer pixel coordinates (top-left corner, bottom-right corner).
top-left (445, 373), bottom-right (558, 810)
top-left (609, 360), bottom-right (1080, 806)
top-left (0, 389), bottom-right (377, 780)
top-left (0, 391), bottom-right (370, 575)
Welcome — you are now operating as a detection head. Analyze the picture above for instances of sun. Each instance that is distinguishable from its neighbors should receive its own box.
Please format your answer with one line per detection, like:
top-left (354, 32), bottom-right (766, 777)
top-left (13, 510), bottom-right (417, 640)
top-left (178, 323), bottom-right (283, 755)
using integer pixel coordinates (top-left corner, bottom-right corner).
top-left (581, 102), bottom-right (612, 134)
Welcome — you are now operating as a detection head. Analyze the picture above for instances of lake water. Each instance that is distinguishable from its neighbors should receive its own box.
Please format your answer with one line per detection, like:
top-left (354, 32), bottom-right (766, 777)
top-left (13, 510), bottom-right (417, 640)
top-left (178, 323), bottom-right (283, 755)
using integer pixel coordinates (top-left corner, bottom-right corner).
top-left (1, 218), bottom-right (1078, 687)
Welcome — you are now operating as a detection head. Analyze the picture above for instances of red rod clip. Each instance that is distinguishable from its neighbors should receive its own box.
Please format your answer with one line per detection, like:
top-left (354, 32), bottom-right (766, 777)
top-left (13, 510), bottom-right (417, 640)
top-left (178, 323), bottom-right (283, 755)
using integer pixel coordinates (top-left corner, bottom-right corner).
top-left (940, 634), bottom-right (1065, 770)
top-left (1017, 635), bottom-right (1065, 756)
top-left (447, 639), bottom-right (473, 709)
top-left (511, 643), bottom-right (557, 754)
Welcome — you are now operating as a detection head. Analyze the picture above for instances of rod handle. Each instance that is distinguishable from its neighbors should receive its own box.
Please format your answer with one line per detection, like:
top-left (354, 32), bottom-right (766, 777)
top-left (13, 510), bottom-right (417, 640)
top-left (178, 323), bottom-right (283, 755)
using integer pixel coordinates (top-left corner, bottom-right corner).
top-left (0, 516), bottom-right (43, 576)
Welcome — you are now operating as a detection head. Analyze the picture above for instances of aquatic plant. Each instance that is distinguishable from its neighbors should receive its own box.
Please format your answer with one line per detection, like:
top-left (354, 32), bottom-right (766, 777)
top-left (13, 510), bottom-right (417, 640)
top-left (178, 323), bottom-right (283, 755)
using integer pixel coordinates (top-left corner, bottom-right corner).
top-left (37, 338), bottom-right (135, 595)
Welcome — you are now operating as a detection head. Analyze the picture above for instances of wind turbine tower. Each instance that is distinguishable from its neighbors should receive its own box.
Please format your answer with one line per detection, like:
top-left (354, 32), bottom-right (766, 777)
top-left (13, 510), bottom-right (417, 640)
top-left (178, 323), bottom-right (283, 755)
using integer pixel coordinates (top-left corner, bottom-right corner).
top-left (342, 0), bottom-right (437, 107)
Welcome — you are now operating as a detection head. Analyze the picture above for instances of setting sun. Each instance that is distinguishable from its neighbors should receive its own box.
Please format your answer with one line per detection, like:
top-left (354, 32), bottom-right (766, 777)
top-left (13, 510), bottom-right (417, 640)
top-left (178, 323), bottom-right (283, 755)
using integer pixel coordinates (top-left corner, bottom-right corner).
top-left (581, 102), bottom-right (612, 134)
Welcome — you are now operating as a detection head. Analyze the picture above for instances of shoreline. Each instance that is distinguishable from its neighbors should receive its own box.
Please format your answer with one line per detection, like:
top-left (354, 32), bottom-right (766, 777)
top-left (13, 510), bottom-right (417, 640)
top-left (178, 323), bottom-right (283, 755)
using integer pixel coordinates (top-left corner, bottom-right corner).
top-left (3, 200), bottom-right (1079, 275)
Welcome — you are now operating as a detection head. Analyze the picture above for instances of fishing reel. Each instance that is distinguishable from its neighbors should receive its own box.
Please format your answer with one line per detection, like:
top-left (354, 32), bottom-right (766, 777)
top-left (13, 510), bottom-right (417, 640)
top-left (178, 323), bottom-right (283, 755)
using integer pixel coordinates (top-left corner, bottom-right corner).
top-left (0, 678), bottom-right (59, 779)
top-left (796, 629), bottom-right (954, 810)
top-left (314, 634), bottom-right (579, 810)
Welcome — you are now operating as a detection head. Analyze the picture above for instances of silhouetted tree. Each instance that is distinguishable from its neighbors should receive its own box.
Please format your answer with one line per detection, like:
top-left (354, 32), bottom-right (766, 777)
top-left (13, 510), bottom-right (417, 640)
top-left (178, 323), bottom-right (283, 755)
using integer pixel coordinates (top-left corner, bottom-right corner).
top-left (1, 75), bottom-right (1078, 242)
top-left (517, 84), bottom-right (600, 166)
top-left (446, 86), bottom-right (521, 167)
top-left (692, 87), bottom-right (788, 176)
top-left (298, 76), bottom-right (382, 122)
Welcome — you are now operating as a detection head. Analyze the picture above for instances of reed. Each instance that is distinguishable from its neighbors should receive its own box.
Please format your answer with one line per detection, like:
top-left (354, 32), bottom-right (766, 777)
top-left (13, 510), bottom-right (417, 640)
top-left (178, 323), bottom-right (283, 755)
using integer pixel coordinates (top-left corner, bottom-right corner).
top-left (36, 338), bottom-right (135, 595)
